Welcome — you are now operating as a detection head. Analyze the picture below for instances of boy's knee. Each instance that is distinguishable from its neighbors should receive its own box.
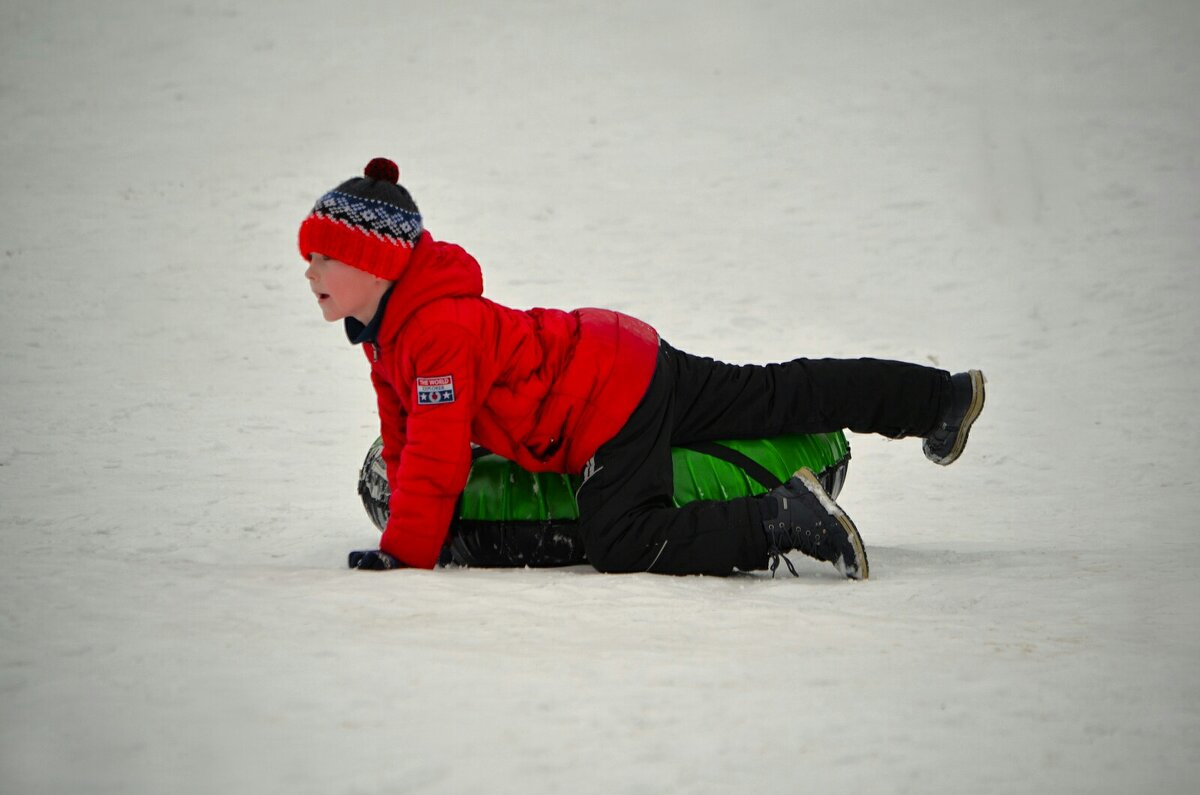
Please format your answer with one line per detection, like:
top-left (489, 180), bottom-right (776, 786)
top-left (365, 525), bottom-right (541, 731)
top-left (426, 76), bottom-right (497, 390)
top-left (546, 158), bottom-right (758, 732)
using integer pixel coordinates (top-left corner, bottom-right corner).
top-left (587, 549), bottom-right (640, 574)
top-left (580, 533), bottom-right (644, 574)
top-left (584, 533), bottom-right (673, 574)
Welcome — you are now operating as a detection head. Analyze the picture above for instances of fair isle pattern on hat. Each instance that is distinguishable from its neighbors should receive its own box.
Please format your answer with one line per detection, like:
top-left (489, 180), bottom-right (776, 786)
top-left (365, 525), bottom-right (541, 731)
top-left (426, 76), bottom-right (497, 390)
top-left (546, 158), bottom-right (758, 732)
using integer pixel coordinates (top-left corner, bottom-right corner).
top-left (299, 158), bottom-right (424, 281)
top-left (312, 191), bottom-right (422, 248)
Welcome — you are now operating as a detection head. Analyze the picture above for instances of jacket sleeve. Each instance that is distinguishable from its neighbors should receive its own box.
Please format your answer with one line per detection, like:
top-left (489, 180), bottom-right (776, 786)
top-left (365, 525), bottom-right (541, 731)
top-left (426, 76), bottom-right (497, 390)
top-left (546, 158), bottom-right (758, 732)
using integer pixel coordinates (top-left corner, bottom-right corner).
top-left (378, 325), bottom-right (478, 568)
top-left (371, 368), bottom-right (408, 487)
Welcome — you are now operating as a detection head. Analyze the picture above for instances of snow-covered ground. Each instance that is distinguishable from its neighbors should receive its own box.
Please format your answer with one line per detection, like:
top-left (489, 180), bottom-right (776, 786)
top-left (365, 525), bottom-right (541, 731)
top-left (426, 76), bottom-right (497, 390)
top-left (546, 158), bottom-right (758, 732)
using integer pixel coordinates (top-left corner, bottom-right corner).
top-left (2, 1), bottom-right (1198, 792)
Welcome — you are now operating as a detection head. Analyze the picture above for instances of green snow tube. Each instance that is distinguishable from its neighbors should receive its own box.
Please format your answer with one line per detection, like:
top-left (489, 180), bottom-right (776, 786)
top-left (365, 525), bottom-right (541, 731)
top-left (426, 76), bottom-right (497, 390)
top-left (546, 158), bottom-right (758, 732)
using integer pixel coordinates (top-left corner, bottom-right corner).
top-left (358, 432), bottom-right (850, 568)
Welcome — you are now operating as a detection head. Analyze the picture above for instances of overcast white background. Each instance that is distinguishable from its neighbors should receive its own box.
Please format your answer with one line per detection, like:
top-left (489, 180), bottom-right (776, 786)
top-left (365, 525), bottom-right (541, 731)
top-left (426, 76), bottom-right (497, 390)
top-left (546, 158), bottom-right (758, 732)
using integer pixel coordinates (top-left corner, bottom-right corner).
top-left (2, 1), bottom-right (1198, 792)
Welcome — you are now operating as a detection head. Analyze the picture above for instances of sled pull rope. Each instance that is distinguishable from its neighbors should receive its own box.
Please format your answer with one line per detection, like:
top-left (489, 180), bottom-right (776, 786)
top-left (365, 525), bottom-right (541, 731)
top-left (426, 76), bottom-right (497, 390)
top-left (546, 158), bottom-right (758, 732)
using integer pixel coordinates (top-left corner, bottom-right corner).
top-left (677, 441), bottom-right (785, 491)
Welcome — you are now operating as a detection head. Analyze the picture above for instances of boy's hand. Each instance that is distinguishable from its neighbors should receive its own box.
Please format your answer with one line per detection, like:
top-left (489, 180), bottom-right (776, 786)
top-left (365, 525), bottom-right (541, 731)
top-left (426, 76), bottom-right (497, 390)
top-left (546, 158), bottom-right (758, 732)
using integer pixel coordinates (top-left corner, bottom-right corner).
top-left (348, 549), bottom-right (405, 570)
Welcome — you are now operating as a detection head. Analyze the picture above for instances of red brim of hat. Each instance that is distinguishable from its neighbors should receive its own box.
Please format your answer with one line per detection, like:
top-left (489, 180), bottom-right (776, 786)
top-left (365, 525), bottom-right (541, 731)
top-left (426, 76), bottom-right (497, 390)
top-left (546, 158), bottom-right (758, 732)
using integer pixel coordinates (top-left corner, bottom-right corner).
top-left (298, 215), bottom-right (414, 281)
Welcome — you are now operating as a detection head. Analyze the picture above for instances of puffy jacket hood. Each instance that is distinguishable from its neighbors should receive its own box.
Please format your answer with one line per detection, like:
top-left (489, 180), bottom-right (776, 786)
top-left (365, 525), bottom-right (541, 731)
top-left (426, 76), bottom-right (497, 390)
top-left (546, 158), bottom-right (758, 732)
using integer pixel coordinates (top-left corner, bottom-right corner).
top-left (378, 231), bottom-right (484, 341)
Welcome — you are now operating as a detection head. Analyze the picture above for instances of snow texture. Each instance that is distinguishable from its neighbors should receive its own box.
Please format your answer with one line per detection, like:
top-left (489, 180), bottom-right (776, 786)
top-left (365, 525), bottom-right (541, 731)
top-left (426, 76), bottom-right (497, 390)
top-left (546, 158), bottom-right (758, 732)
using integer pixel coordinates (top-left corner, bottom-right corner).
top-left (2, 1), bottom-right (1199, 793)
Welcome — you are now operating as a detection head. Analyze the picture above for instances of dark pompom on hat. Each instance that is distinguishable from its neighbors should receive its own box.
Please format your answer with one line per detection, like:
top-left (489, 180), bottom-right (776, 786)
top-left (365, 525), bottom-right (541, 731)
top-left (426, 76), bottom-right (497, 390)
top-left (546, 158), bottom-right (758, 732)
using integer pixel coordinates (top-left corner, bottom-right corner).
top-left (298, 158), bottom-right (424, 280)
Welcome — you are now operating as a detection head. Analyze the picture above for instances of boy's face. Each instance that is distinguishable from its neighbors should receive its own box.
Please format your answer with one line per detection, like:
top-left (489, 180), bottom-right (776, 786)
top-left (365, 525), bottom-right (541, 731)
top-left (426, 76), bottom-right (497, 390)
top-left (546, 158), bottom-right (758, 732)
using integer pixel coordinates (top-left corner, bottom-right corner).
top-left (304, 254), bottom-right (390, 324)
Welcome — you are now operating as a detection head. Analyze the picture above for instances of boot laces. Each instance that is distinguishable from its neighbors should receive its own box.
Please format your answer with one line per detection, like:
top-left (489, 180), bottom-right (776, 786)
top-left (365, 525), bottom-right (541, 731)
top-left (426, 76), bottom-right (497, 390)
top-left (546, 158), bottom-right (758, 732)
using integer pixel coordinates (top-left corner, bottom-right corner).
top-left (767, 545), bottom-right (800, 578)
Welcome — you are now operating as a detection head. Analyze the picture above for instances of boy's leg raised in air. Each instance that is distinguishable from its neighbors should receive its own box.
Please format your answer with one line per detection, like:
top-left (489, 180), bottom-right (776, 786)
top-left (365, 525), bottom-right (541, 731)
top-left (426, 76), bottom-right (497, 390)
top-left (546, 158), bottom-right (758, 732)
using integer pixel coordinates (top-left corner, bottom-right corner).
top-left (663, 342), bottom-right (955, 443)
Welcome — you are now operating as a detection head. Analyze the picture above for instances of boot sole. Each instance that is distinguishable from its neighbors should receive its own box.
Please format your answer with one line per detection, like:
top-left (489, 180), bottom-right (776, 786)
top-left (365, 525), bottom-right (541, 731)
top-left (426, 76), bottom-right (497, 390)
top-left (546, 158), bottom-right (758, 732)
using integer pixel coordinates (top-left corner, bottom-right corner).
top-left (929, 370), bottom-right (987, 466)
top-left (794, 468), bottom-right (869, 580)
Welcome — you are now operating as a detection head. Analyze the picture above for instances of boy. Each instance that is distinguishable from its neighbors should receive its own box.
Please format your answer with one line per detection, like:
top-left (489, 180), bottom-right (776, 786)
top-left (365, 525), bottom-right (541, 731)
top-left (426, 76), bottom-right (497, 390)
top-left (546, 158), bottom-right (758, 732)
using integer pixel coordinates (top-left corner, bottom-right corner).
top-left (300, 158), bottom-right (986, 580)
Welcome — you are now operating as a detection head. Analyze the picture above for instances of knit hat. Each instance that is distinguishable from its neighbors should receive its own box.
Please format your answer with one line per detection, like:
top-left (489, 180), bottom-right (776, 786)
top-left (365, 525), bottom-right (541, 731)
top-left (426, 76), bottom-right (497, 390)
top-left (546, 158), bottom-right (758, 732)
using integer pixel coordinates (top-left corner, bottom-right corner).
top-left (298, 157), bottom-right (423, 280)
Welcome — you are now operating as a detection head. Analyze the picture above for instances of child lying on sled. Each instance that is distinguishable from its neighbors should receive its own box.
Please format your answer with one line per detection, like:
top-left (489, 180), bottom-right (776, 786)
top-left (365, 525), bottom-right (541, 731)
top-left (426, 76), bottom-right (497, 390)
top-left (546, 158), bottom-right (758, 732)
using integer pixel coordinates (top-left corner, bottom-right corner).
top-left (299, 158), bottom-right (986, 579)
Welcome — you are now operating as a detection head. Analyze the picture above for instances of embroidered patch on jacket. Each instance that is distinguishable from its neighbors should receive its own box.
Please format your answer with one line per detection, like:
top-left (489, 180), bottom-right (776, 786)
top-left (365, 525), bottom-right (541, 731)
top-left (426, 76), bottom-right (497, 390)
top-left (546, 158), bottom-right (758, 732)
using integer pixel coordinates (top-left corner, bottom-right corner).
top-left (416, 375), bottom-right (456, 405)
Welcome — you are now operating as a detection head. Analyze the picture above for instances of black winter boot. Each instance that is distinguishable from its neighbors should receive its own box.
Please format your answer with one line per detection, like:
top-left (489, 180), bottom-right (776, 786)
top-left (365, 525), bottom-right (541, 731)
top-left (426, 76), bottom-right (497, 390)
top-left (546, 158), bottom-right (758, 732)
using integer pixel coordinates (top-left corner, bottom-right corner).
top-left (923, 370), bottom-right (986, 466)
top-left (761, 468), bottom-right (869, 580)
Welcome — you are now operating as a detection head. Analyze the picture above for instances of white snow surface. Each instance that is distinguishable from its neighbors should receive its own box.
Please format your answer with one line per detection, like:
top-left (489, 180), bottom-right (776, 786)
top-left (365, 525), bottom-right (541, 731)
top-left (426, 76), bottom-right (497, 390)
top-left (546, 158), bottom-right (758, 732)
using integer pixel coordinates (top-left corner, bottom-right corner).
top-left (2, 1), bottom-right (1199, 793)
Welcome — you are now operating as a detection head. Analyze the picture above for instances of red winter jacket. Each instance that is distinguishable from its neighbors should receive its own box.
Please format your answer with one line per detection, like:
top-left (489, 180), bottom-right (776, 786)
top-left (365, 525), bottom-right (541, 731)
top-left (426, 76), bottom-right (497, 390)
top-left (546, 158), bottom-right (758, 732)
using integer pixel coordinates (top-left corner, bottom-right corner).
top-left (359, 232), bottom-right (659, 568)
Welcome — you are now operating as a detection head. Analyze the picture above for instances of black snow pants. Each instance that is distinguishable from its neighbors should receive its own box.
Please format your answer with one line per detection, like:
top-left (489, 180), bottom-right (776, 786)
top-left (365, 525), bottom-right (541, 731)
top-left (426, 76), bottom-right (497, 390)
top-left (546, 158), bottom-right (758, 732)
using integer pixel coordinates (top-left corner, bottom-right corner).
top-left (573, 341), bottom-right (952, 576)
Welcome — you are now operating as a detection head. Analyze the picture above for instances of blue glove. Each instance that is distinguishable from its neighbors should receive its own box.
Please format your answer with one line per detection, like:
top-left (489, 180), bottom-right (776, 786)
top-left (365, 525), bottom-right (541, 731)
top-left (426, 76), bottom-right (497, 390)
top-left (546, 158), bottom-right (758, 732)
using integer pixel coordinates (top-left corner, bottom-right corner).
top-left (348, 549), bottom-right (405, 570)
